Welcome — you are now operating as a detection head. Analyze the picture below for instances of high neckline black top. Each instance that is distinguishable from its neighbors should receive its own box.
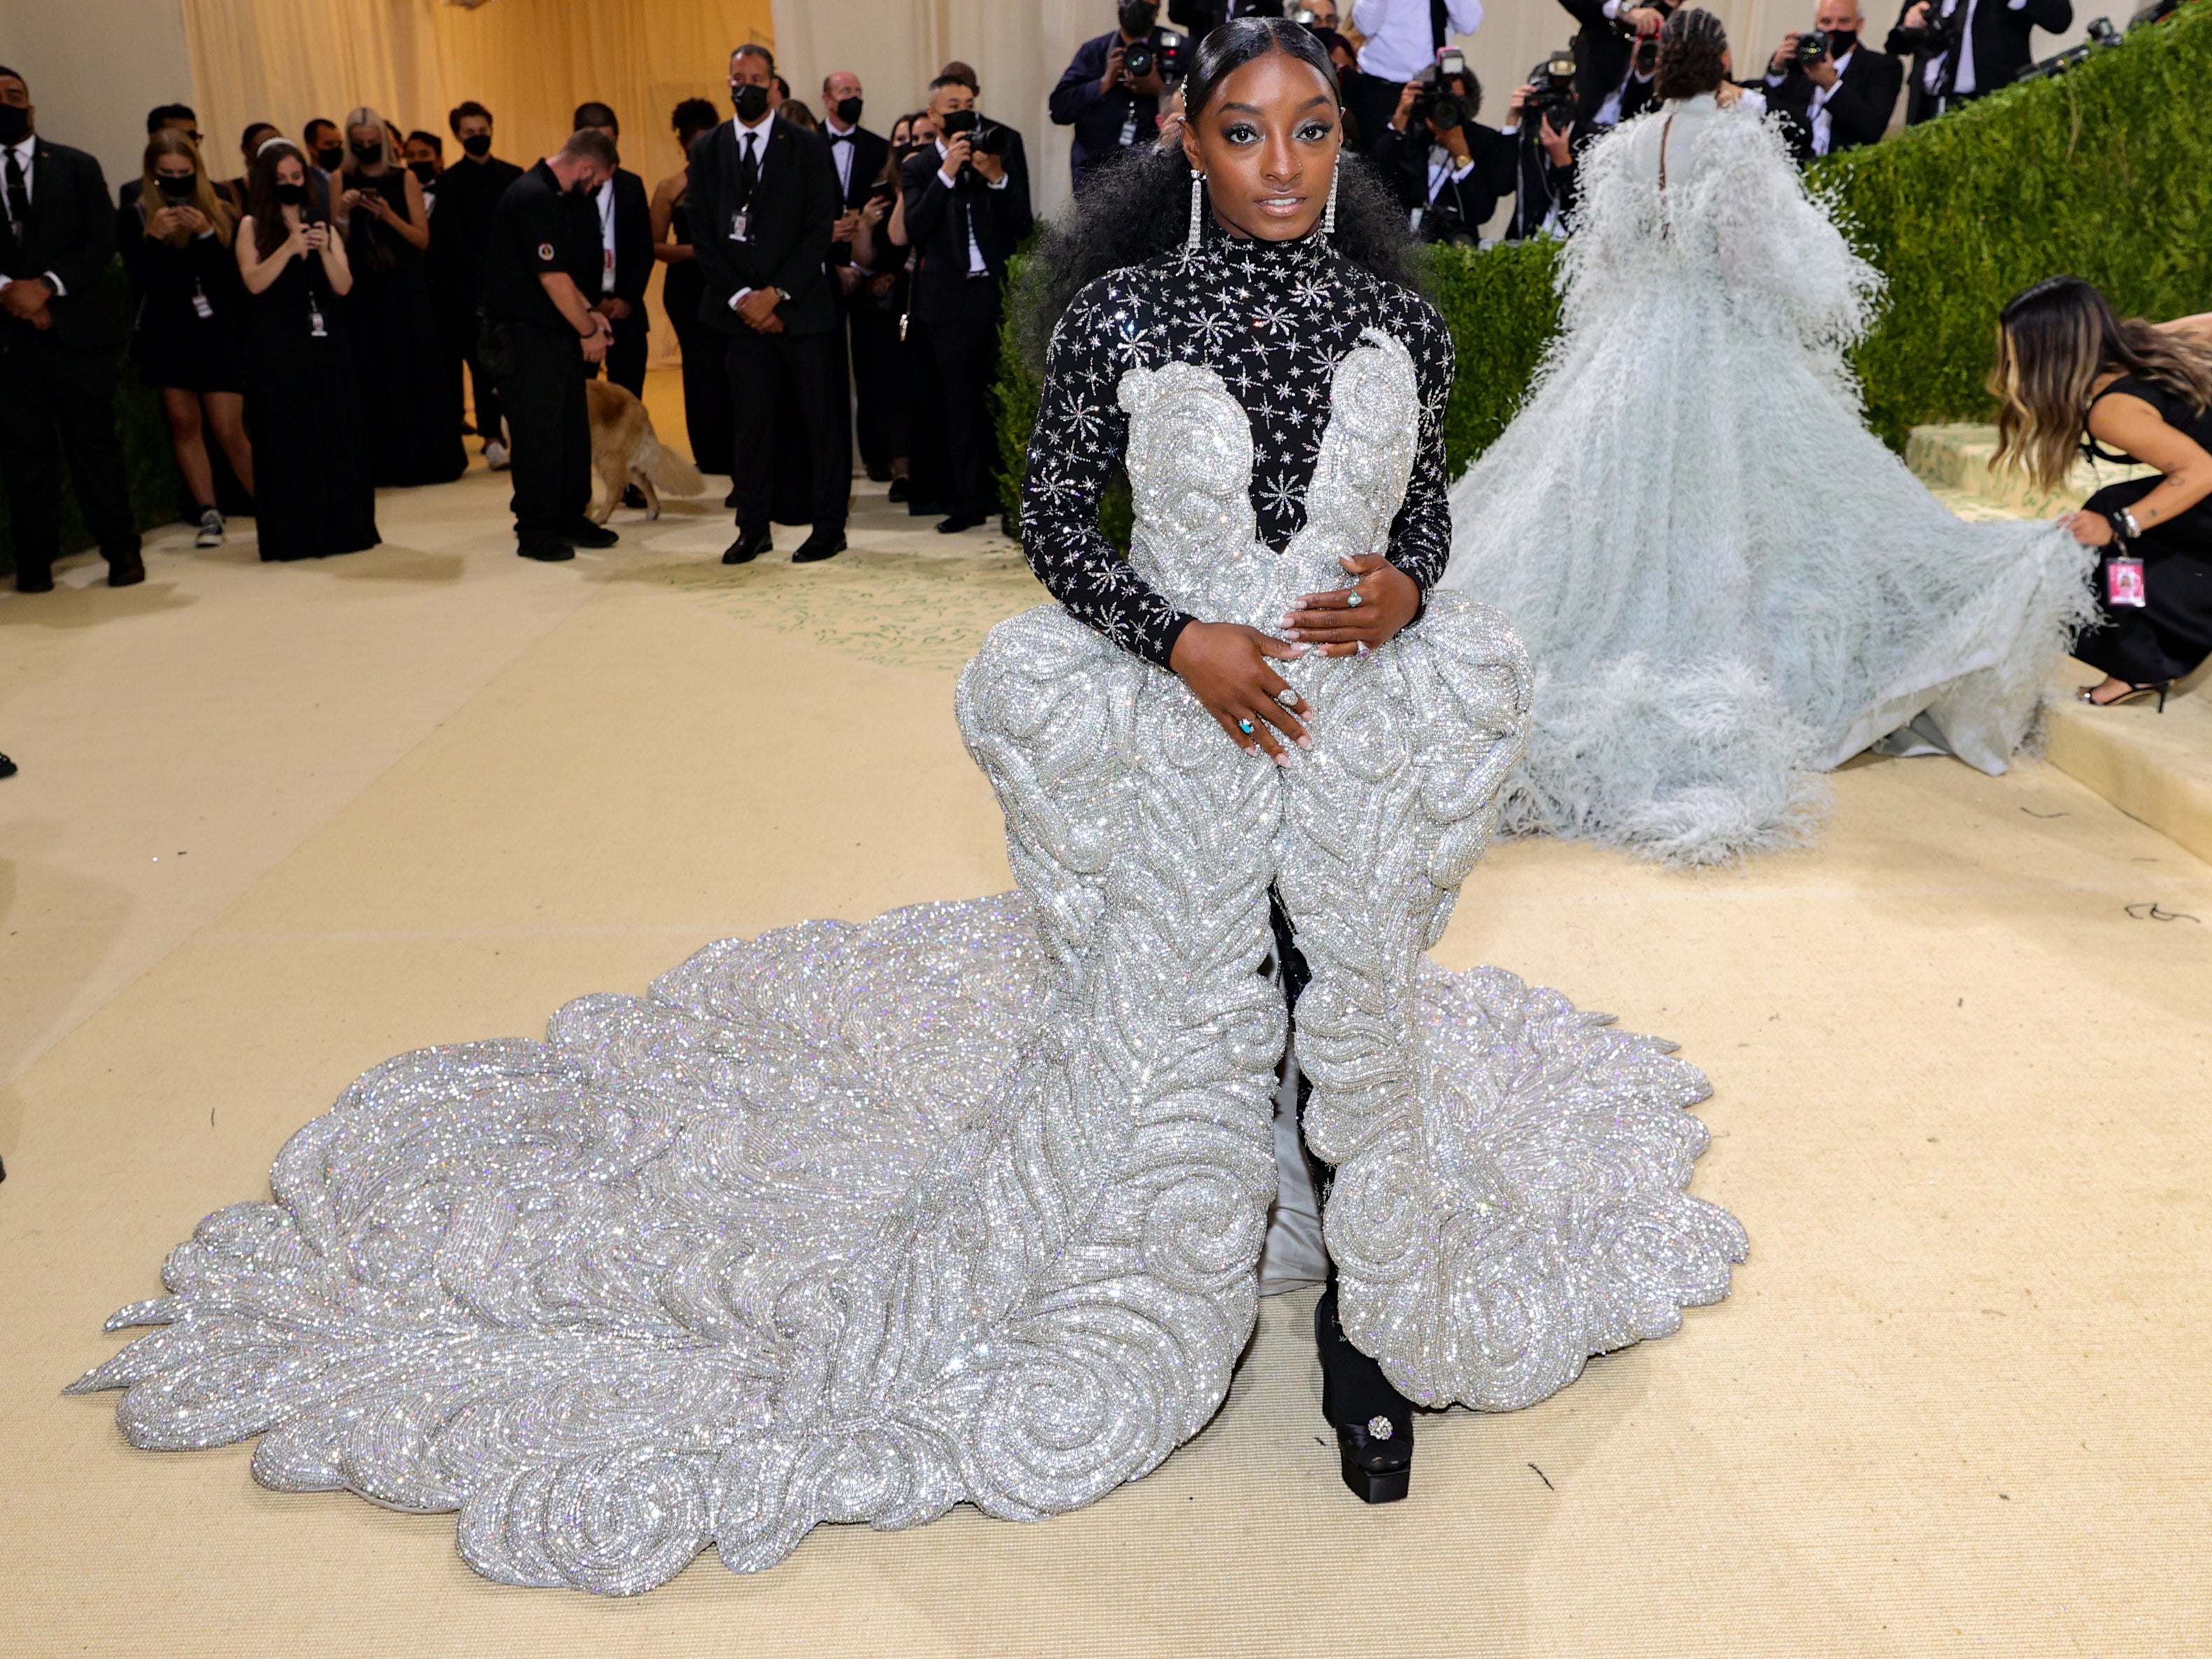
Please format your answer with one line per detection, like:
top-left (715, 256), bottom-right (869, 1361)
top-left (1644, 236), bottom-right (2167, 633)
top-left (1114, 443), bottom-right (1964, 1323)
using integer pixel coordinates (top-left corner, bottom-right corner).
top-left (1018, 230), bottom-right (1456, 669)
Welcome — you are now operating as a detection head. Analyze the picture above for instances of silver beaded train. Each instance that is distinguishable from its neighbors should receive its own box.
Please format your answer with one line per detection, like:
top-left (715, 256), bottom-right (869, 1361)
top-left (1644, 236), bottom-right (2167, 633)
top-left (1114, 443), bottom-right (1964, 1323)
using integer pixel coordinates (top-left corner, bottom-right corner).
top-left (69, 329), bottom-right (1748, 1594)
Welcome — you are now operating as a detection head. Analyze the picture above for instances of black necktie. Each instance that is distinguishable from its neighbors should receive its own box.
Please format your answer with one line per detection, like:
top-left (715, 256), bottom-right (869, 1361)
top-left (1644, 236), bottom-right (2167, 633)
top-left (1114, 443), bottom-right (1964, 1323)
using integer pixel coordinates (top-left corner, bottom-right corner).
top-left (738, 131), bottom-right (760, 197)
top-left (4, 145), bottom-right (29, 239)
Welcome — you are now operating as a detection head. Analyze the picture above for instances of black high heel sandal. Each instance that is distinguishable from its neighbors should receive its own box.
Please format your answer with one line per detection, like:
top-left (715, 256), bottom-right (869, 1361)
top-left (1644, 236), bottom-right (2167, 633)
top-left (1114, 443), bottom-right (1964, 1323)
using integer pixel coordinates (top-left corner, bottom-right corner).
top-left (2079, 680), bottom-right (2170, 710)
top-left (1316, 1285), bottom-right (1415, 1504)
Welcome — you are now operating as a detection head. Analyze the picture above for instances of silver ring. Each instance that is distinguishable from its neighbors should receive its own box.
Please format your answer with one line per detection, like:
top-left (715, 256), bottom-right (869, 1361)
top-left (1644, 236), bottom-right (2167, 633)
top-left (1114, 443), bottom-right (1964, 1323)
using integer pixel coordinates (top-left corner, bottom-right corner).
top-left (1345, 591), bottom-right (1363, 609)
top-left (1356, 640), bottom-right (1371, 656)
top-left (1275, 688), bottom-right (1299, 708)
top-left (1238, 719), bottom-right (1255, 734)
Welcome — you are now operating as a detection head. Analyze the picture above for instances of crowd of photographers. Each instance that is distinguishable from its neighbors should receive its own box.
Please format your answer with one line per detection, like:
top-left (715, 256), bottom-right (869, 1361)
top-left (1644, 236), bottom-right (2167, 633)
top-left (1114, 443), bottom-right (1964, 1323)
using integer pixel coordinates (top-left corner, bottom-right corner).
top-left (1054, 0), bottom-right (2099, 248)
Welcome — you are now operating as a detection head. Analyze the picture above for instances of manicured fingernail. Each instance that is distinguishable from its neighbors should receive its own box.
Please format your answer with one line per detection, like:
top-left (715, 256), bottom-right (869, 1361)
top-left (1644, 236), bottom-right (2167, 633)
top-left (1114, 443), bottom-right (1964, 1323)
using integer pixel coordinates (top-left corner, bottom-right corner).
top-left (1273, 750), bottom-right (1291, 766)
top-left (1286, 643), bottom-right (1308, 656)
top-left (1296, 736), bottom-right (1312, 749)
top-left (1282, 629), bottom-right (1301, 642)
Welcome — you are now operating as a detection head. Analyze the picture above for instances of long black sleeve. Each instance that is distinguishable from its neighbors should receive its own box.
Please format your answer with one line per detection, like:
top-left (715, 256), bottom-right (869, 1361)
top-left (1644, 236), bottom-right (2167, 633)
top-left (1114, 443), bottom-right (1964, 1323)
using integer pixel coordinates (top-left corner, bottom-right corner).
top-left (1019, 239), bottom-right (1460, 670)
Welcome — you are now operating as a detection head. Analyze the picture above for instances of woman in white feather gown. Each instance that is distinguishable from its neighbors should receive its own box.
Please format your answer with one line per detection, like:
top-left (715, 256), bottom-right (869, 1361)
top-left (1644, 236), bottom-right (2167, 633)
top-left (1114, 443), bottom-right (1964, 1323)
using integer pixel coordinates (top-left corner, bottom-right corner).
top-left (1438, 12), bottom-right (2093, 864)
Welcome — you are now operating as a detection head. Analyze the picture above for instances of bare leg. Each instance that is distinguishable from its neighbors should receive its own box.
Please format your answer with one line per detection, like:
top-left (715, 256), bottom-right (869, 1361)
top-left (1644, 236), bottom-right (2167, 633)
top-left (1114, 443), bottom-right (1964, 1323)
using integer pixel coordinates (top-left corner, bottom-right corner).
top-left (202, 391), bottom-right (254, 500)
top-left (160, 386), bottom-right (215, 510)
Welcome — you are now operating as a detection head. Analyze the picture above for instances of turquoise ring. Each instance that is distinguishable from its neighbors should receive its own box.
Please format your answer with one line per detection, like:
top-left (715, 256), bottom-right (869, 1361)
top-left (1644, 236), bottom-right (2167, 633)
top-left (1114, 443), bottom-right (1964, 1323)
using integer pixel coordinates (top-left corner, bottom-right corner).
top-left (1238, 719), bottom-right (1256, 734)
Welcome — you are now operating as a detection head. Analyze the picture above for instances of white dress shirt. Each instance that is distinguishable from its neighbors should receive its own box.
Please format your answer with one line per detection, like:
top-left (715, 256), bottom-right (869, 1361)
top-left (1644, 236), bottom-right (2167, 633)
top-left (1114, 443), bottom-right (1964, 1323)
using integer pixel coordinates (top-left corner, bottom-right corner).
top-left (592, 176), bottom-right (617, 294)
top-left (1927, 0), bottom-right (2032, 97)
top-left (935, 136), bottom-right (1009, 276)
top-left (1352, 0), bottom-right (1485, 85)
top-left (0, 133), bottom-right (65, 298)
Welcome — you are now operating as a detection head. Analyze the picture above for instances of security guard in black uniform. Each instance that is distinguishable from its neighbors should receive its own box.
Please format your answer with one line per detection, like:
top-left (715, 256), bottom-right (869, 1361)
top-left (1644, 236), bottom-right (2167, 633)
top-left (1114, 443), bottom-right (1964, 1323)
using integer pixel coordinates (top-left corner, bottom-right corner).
top-left (479, 127), bottom-right (620, 561)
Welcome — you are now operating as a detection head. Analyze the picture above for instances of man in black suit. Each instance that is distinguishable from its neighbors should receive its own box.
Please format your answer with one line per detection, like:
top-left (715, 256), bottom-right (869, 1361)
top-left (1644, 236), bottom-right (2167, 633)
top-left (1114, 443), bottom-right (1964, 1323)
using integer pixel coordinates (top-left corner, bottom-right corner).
top-left (902, 74), bottom-right (1035, 535)
top-left (569, 102), bottom-right (654, 398)
top-left (932, 62), bottom-right (1034, 229)
top-left (429, 101), bottom-right (522, 464)
top-left (0, 66), bottom-right (142, 592)
top-left (1368, 68), bottom-right (1514, 243)
top-left (1761, 2), bottom-right (1903, 159)
top-left (1051, 2), bottom-right (1184, 188)
top-left (1889, 0), bottom-right (2071, 120)
top-left (691, 43), bottom-right (848, 565)
top-left (820, 70), bottom-right (899, 484)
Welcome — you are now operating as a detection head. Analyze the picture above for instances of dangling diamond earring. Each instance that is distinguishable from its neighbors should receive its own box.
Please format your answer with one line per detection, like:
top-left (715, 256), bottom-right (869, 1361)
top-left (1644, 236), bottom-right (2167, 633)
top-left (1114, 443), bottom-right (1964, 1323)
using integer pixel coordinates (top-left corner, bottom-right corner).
top-left (1187, 169), bottom-right (1205, 252)
top-left (1321, 155), bottom-right (1339, 237)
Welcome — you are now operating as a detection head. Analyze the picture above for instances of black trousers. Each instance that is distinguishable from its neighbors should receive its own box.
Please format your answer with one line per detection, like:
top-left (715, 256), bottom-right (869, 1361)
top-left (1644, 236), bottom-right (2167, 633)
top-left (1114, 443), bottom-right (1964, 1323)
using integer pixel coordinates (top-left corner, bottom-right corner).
top-left (586, 313), bottom-right (648, 398)
top-left (848, 299), bottom-right (906, 472)
top-left (493, 320), bottom-right (589, 541)
top-left (439, 293), bottom-right (504, 447)
top-left (0, 334), bottom-right (140, 575)
top-left (1340, 69), bottom-right (1404, 158)
top-left (912, 279), bottom-right (1004, 518)
top-left (725, 326), bottom-right (848, 537)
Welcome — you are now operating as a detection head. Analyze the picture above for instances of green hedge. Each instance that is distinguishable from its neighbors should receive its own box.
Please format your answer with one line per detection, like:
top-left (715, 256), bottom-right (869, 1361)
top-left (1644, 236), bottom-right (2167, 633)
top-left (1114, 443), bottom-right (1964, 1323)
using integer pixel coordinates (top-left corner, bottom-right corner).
top-left (996, 0), bottom-right (2212, 510)
top-left (0, 263), bottom-right (187, 580)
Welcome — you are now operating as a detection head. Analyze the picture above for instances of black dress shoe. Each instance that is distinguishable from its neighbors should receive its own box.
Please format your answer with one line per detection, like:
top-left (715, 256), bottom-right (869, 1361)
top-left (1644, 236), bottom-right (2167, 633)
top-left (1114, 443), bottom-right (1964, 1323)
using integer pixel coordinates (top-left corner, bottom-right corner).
top-left (0, 752), bottom-right (17, 779)
top-left (936, 512), bottom-right (987, 535)
top-left (791, 529), bottom-right (846, 564)
top-left (564, 519), bottom-right (619, 549)
top-left (517, 538), bottom-right (576, 562)
top-left (1317, 1286), bottom-right (1415, 1504)
top-left (886, 477), bottom-right (910, 503)
top-left (722, 528), bottom-right (774, 564)
top-left (15, 565), bottom-right (55, 594)
top-left (864, 463), bottom-right (892, 484)
top-left (107, 550), bottom-right (148, 587)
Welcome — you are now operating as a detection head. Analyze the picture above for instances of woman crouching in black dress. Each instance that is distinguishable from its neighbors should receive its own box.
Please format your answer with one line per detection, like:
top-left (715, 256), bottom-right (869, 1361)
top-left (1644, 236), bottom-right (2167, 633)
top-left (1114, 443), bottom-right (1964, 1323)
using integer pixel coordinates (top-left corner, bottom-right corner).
top-left (1994, 276), bottom-right (2212, 708)
top-left (236, 139), bottom-right (379, 561)
top-left (122, 129), bottom-right (254, 548)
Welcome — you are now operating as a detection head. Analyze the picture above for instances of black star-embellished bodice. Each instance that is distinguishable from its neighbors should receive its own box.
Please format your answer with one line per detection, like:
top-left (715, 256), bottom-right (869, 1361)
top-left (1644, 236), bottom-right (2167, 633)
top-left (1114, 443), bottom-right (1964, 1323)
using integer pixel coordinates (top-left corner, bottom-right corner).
top-left (1019, 230), bottom-right (1457, 668)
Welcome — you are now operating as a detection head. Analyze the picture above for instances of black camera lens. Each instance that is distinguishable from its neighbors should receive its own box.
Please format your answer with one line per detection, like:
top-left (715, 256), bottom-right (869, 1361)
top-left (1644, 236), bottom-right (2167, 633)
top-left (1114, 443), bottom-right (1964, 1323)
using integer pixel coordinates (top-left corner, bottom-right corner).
top-left (1793, 29), bottom-right (1832, 64)
top-left (1124, 40), bottom-right (1155, 78)
top-left (1429, 94), bottom-right (1466, 130)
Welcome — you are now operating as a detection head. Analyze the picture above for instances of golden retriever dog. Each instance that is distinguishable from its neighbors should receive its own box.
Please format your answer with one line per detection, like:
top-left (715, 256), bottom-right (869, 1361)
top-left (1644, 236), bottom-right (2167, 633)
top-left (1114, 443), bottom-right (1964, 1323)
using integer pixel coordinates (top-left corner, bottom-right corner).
top-left (585, 378), bottom-right (706, 524)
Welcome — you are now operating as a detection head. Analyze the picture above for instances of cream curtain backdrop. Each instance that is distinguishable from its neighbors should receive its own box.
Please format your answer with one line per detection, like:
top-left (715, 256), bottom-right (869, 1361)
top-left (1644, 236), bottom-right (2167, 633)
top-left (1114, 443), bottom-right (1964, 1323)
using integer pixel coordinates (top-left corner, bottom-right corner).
top-left (177, 0), bottom-right (775, 365)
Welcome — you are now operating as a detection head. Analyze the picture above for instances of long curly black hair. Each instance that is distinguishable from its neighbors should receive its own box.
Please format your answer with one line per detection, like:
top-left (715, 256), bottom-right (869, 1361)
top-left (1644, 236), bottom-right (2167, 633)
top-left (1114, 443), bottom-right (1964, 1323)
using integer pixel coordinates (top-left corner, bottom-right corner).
top-left (1014, 17), bottom-right (1422, 372)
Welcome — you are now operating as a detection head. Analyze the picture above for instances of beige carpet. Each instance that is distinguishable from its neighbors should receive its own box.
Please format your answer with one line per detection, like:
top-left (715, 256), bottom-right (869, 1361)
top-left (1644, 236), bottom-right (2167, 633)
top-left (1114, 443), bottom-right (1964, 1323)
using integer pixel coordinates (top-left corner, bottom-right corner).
top-left (2, 445), bottom-right (2208, 1656)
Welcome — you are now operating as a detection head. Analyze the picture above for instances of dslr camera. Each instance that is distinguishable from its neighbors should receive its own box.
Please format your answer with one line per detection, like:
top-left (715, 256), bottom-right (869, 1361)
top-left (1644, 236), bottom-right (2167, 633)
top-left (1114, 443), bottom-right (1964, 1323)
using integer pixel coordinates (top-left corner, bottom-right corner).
top-left (939, 108), bottom-right (1009, 160)
top-left (1408, 48), bottom-right (1478, 132)
top-left (1609, 0), bottom-right (1676, 76)
top-left (1791, 27), bottom-right (1838, 64)
top-left (1121, 33), bottom-right (1186, 82)
top-left (1525, 50), bottom-right (1580, 131)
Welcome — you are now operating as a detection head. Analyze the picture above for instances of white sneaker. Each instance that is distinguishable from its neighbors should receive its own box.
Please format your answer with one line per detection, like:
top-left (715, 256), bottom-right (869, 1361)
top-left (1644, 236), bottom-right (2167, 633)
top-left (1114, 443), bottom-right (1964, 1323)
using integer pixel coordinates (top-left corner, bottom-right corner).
top-left (485, 442), bottom-right (511, 471)
top-left (195, 507), bottom-right (224, 548)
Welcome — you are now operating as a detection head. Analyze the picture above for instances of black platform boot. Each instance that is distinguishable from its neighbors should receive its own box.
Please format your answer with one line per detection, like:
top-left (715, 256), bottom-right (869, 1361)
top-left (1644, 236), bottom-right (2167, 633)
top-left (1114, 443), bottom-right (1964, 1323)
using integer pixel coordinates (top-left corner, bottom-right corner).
top-left (1267, 892), bottom-right (1419, 1505)
top-left (1315, 1282), bottom-right (1415, 1504)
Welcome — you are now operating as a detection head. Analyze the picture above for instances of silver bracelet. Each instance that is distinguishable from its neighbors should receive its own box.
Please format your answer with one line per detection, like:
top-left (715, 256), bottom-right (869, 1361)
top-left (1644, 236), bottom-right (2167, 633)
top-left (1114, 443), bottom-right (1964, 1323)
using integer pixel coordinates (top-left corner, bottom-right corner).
top-left (2110, 506), bottom-right (2142, 541)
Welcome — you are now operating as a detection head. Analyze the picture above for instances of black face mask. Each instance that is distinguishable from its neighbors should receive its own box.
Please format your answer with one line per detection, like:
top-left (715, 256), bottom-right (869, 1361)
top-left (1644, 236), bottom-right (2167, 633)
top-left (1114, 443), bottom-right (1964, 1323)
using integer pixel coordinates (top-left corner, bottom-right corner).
top-left (157, 174), bottom-right (197, 202)
top-left (0, 104), bottom-right (29, 144)
top-left (939, 108), bottom-right (979, 138)
top-left (731, 82), bottom-right (771, 123)
top-left (408, 160), bottom-right (437, 183)
top-left (350, 142), bottom-right (381, 165)
top-left (274, 181), bottom-right (306, 206)
top-left (314, 144), bottom-right (344, 170)
top-left (1824, 27), bottom-right (1859, 55)
top-left (834, 96), bottom-right (863, 127)
top-left (1119, 1), bottom-right (1158, 37)
top-left (461, 132), bottom-right (492, 158)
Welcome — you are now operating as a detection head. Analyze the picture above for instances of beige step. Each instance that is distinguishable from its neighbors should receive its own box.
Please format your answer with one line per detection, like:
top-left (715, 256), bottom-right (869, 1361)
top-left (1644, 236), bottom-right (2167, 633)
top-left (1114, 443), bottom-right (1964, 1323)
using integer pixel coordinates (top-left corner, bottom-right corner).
top-left (1905, 424), bottom-right (2207, 865)
top-left (1904, 422), bottom-right (2151, 514)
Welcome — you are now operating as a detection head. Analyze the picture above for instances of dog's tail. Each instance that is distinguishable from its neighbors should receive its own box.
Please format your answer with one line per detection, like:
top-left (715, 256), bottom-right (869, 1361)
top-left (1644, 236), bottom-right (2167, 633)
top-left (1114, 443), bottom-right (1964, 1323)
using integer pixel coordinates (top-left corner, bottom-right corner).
top-left (636, 416), bottom-right (706, 500)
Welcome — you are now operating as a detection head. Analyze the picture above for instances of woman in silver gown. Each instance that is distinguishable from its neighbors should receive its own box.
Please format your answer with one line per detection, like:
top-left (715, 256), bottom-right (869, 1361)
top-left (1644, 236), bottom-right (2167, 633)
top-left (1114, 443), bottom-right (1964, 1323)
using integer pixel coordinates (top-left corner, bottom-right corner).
top-left (71, 22), bottom-right (1746, 1594)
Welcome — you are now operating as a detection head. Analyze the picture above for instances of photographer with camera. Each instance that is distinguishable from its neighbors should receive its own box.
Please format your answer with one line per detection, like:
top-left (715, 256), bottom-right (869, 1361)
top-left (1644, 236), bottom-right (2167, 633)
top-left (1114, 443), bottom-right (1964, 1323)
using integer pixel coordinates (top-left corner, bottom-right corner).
top-left (1371, 56), bottom-right (1513, 244)
top-left (1338, 0), bottom-right (1487, 162)
top-left (1557, 0), bottom-right (1670, 133)
top-left (901, 74), bottom-right (1034, 535)
top-left (1886, 0), bottom-right (2072, 123)
top-left (1763, 1), bottom-right (1901, 159)
top-left (1052, 1), bottom-right (1189, 188)
top-left (1499, 55), bottom-right (1581, 240)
